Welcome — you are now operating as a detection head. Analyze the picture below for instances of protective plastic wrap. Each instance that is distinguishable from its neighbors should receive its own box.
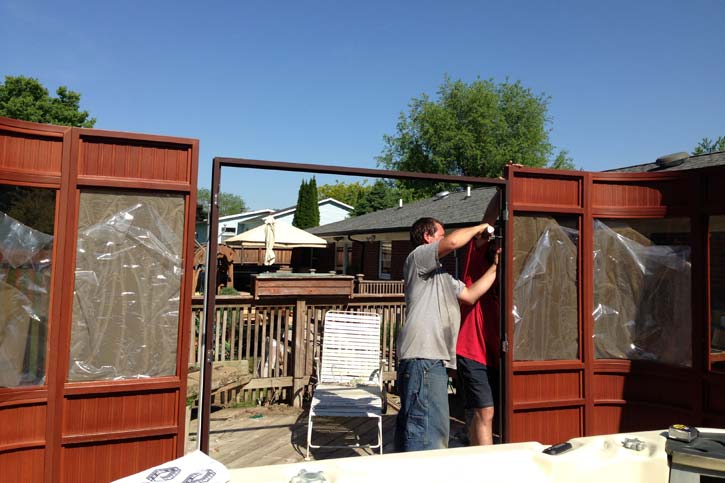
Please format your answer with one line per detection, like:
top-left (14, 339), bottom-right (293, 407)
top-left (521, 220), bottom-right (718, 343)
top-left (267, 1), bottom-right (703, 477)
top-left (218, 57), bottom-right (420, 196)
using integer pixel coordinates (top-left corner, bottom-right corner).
top-left (593, 219), bottom-right (691, 367)
top-left (0, 211), bottom-right (53, 387)
top-left (513, 216), bottom-right (579, 361)
top-left (68, 192), bottom-right (184, 381)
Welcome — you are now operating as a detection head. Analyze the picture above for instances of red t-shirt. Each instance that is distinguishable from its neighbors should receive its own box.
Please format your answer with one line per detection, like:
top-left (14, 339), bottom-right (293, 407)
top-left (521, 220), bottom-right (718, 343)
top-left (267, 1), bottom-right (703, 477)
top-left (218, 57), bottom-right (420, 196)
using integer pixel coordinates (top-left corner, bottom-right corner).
top-left (455, 239), bottom-right (500, 367)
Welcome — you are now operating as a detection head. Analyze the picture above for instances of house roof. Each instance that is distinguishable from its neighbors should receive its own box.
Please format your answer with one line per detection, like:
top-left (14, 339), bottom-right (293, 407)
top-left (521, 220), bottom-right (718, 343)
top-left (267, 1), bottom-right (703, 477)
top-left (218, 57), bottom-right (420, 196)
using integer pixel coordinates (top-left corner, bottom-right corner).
top-left (605, 150), bottom-right (725, 173)
top-left (270, 197), bottom-right (354, 218)
top-left (309, 187), bottom-right (498, 237)
top-left (219, 209), bottom-right (274, 222)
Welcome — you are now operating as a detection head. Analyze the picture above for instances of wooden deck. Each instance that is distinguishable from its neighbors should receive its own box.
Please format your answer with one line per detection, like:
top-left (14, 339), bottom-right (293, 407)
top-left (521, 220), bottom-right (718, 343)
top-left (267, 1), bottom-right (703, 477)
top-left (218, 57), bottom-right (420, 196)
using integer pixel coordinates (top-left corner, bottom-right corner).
top-left (187, 394), bottom-right (468, 469)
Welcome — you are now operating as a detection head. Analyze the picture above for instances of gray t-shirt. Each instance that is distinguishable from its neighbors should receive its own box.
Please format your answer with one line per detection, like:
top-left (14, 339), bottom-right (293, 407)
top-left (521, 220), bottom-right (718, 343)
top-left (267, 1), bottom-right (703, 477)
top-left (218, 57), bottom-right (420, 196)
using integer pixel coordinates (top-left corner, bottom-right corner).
top-left (397, 241), bottom-right (465, 368)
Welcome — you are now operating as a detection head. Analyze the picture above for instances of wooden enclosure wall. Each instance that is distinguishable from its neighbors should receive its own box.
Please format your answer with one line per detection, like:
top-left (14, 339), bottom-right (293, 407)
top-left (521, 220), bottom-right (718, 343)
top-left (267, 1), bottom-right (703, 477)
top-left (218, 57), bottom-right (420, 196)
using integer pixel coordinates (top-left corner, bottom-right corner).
top-left (0, 117), bottom-right (198, 483)
top-left (505, 165), bottom-right (725, 445)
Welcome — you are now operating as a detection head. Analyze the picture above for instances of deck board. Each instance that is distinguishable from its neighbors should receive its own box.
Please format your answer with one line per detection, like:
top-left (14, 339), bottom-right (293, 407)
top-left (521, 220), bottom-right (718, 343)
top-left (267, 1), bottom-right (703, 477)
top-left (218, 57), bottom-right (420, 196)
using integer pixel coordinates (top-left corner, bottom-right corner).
top-left (189, 394), bottom-right (468, 469)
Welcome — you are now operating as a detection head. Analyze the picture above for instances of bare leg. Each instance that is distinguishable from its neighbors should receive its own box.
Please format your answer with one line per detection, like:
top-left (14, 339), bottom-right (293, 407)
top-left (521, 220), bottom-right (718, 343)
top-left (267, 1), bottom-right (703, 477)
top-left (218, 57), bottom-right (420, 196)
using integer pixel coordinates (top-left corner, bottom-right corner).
top-left (468, 406), bottom-right (494, 446)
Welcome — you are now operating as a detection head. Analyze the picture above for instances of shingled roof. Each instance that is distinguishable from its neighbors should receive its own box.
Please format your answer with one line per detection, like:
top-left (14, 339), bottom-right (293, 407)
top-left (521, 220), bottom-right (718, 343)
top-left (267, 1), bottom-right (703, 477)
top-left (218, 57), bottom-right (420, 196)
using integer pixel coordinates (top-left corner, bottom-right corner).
top-left (605, 150), bottom-right (725, 173)
top-left (309, 186), bottom-right (498, 237)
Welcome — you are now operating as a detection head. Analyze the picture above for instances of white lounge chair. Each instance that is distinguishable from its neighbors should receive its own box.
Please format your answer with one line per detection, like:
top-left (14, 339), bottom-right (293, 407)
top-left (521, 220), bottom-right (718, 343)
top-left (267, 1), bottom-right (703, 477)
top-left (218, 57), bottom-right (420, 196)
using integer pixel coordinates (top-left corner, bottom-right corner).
top-left (306, 310), bottom-right (386, 459)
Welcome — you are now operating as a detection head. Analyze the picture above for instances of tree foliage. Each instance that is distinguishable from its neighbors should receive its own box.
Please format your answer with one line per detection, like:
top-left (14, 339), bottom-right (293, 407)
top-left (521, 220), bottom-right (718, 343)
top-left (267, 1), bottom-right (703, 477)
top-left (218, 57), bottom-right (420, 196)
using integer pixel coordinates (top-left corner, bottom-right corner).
top-left (379, 76), bottom-right (574, 198)
top-left (693, 136), bottom-right (725, 155)
top-left (352, 180), bottom-right (401, 216)
top-left (317, 179), bottom-right (408, 217)
top-left (196, 188), bottom-right (247, 220)
top-left (292, 177), bottom-right (319, 229)
top-left (318, 180), bottom-right (371, 207)
top-left (0, 75), bottom-right (95, 127)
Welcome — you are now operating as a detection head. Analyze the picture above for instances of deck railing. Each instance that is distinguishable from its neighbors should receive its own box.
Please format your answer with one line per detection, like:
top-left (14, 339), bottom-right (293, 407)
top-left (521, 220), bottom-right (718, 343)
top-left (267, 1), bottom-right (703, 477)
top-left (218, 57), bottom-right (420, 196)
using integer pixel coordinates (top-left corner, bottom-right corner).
top-left (189, 294), bottom-right (405, 407)
top-left (355, 276), bottom-right (404, 295)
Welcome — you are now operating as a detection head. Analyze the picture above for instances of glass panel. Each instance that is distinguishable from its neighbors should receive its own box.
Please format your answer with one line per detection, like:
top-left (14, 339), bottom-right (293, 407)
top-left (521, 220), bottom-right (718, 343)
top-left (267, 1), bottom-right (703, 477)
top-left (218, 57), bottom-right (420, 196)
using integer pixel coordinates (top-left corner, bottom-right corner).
top-left (68, 191), bottom-right (185, 381)
top-left (593, 218), bottom-right (691, 367)
top-left (513, 215), bottom-right (579, 361)
top-left (0, 185), bottom-right (55, 387)
top-left (380, 241), bottom-right (392, 279)
top-left (711, 215), bottom-right (725, 372)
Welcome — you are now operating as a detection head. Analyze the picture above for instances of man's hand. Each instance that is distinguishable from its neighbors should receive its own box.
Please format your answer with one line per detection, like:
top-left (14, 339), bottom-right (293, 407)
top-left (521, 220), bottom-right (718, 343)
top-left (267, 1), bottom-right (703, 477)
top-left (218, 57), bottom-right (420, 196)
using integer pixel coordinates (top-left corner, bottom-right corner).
top-left (473, 223), bottom-right (491, 239)
top-left (490, 247), bottom-right (501, 265)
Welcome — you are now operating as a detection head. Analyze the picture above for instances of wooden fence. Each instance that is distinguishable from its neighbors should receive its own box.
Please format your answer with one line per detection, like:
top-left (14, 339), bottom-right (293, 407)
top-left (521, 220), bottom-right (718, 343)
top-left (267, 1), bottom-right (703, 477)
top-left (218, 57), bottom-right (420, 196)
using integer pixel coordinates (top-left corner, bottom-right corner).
top-left (189, 294), bottom-right (406, 407)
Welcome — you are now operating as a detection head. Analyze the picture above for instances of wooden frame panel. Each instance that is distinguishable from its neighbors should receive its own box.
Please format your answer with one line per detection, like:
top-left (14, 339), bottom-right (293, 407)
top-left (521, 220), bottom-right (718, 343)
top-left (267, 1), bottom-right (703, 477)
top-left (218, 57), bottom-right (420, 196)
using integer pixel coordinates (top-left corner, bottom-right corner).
top-left (505, 165), bottom-right (725, 443)
top-left (0, 116), bottom-right (198, 483)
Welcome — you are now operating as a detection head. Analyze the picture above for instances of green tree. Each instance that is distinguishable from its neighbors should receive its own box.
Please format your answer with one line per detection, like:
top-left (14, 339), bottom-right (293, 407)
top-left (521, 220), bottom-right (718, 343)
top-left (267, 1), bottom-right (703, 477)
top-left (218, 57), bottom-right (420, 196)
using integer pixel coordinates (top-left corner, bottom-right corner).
top-left (693, 136), bottom-right (725, 155)
top-left (196, 188), bottom-right (247, 219)
top-left (318, 180), bottom-right (372, 207)
top-left (353, 180), bottom-right (401, 216)
top-left (0, 75), bottom-right (95, 127)
top-left (379, 76), bottom-right (574, 198)
top-left (309, 177), bottom-right (320, 227)
top-left (292, 179), bottom-right (310, 228)
top-left (293, 178), bottom-right (320, 229)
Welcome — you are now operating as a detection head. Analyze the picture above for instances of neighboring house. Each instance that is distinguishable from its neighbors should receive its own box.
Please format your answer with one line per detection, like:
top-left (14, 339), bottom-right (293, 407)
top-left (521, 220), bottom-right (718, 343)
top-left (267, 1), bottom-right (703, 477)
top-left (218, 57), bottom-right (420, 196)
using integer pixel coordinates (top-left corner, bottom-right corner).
top-left (309, 186), bottom-right (498, 280)
top-left (195, 198), bottom-right (354, 244)
top-left (269, 197), bottom-right (354, 226)
top-left (195, 209), bottom-right (275, 244)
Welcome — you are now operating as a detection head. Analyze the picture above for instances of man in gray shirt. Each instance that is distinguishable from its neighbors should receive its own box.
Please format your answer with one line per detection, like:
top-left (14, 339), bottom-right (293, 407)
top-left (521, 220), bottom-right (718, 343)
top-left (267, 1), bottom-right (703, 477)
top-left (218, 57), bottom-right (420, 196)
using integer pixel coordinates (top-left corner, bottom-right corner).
top-left (395, 217), bottom-right (498, 452)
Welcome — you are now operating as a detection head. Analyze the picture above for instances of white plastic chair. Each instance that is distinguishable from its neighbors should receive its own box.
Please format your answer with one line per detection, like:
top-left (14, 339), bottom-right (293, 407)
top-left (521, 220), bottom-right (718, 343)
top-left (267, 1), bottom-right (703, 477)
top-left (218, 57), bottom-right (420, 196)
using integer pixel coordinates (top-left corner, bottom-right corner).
top-left (306, 310), bottom-right (385, 459)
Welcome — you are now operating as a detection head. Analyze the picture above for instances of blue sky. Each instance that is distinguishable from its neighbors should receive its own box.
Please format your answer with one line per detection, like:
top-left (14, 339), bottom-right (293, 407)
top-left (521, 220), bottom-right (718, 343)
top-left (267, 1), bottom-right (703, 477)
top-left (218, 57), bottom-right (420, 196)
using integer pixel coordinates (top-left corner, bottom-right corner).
top-left (2, 0), bottom-right (724, 211)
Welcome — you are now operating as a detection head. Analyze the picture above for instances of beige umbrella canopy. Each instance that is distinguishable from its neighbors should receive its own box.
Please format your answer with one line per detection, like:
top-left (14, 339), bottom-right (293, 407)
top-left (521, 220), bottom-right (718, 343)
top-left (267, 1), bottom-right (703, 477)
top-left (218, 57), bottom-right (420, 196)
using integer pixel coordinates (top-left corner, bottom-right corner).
top-left (225, 217), bottom-right (328, 250)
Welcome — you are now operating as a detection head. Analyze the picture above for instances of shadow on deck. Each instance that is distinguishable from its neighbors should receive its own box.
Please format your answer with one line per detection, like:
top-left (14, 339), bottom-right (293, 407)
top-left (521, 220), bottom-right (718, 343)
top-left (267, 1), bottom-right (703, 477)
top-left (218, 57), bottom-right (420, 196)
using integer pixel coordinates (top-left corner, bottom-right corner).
top-left (188, 394), bottom-right (468, 469)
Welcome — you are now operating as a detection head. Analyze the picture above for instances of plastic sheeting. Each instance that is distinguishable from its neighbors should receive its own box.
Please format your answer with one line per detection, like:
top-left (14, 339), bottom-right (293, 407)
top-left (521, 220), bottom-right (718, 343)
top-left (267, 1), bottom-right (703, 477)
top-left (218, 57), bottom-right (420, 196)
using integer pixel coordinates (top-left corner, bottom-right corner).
top-left (68, 192), bottom-right (184, 381)
top-left (593, 220), bottom-right (691, 367)
top-left (0, 211), bottom-right (53, 387)
top-left (513, 216), bottom-right (579, 361)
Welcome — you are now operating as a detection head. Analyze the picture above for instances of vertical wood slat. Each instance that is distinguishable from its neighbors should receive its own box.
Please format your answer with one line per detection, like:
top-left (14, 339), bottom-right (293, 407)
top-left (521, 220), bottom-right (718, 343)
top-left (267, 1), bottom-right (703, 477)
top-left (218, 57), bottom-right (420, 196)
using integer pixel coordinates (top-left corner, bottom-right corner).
top-left (260, 308), bottom-right (267, 377)
top-left (229, 307), bottom-right (237, 361)
top-left (244, 306), bottom-right (252, 363)
top-left (220, 308), bottom-right (228, 361)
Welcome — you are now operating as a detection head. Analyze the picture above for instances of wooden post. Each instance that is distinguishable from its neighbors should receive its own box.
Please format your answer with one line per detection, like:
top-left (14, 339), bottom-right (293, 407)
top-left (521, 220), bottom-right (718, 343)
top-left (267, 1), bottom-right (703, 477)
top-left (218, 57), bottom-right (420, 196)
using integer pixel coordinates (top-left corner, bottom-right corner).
top-left (355, 273), bottom-right (364, 293)
top-left (291, 299), bottom-right (307, 407)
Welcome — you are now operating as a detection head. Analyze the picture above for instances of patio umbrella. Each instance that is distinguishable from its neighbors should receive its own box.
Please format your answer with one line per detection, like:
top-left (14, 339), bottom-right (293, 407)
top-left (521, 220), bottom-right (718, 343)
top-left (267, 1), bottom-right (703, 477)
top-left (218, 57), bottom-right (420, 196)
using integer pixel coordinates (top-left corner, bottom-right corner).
top-left (225, 218), bottom-right (328, 250)
top-left (263, 216), bottom-right (276, 266)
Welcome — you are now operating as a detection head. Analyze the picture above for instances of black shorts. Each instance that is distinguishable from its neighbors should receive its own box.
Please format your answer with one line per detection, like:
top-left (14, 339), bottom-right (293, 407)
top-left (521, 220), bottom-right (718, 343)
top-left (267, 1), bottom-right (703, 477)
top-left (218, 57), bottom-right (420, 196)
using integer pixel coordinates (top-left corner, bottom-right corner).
top-left (456, 355), bottom-right (498, 409)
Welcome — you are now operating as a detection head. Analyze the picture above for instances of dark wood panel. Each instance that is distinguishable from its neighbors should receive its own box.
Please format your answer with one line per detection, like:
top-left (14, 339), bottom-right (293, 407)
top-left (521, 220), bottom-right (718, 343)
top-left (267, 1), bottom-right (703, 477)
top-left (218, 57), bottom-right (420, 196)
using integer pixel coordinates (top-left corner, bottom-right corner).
top-left (512, 174), bottom-right (581, 207)
top-left (0, 402), bottom-right (46, 448)
top-left (704, 379), bottom-right (725, 412)
top-left (703, 413), bottom-right (725, 428)
top-left (592, 180), bottom-right (688, 209)
top-left (0, 129), bottom-right (63, 175)
top-left (510, 407), bottom-right (582, 444)
top-left (62, 391), bottom-right (177, 436)
top-left (78, 137), bottom-right (191, 183)
top-left (593, 372), bottom-right (695, 410)
top-left (592, 403), bottom-right (693, 435)
top-left (0, 447), bottom-right (45, 483)
top-left (705, 172), bottom-right (725, 207)
top-left (60, 436), bottom-right (176, 483)
top-left (511, 370), bottom-right (581, 403)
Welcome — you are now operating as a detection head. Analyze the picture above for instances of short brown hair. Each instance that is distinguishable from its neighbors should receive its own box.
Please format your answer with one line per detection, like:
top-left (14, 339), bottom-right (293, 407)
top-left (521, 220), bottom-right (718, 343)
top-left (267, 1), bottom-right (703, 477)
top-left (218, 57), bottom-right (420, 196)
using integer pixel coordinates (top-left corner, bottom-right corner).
top-left (410, 217), bottom-right (442, 247)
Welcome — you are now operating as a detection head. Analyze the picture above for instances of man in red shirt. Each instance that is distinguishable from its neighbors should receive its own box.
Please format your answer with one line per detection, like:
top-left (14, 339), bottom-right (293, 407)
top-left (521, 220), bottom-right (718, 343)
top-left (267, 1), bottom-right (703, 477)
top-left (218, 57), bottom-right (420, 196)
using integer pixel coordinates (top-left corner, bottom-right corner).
top-left (456, 196), bottom-right (501, 446)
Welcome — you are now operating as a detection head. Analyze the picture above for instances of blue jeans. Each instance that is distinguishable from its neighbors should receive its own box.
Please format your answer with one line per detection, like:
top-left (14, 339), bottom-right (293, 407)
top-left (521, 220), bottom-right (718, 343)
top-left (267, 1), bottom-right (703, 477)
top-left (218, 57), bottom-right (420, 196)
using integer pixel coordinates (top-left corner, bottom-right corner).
top-left (394, 358), bottom-right (449, 452)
